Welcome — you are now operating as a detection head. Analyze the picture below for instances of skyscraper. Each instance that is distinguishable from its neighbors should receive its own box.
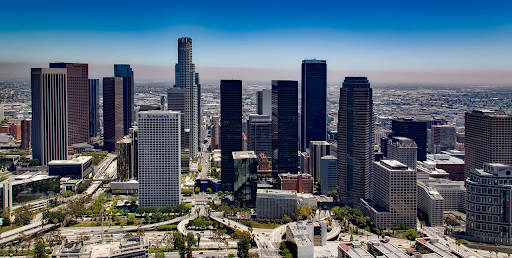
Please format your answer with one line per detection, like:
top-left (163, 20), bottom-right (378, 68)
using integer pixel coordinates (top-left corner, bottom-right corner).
top-left (337, 77), bottom-right (373, 209)
top-left (272, 80), bottom-right (299, 174)
top-left (220, 80), bottom-right (242, 191)
top-left (138, 111), bottom-right (181, 207)
top-left (247, 114), bottom-right (272, 158)
top-left (309, 141), bottom-right (331, 181)
top-left (429, 125), bottom-right (456, 154)
top-left (114, 64), bottom-right (134, 136)
top-left (21, 119), bottom-right (31, 150)
top-left (103, 77), bottom-right (124, 152)
top-left (392, 118), bottom-right (427, 161)
top-left (31, 68), bottom-right (68, 165)
top-left (256, 89), bottom-right (272, 116)
top-left (195, 72), bottom-right (202, 147)
top-left (387, 136), bottom-right (417, 170)
top-left (168, 87), bottom-right (189, 173)
top-left (175, 37), bottom-right (198, 158)
top-left (301, 60), bottom-right (327, 152)
top-left (233, 151), bottom-right (258, 208)
top-left (49, 63), bottom-right (89, 144)
top-left (89, 79), bottom-right (100, 138)
top-left (211, 115), bottom-right (221, 150)
top-left (464, 110), bottom-right (512, 179)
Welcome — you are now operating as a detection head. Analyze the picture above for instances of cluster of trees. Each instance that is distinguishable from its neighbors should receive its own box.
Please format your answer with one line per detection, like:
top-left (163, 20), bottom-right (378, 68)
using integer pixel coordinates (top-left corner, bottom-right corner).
top-left (279, 241), bottom-right (297, 258)
top-left (209, 167), bottom-right (220, 179)
top-left (231, 229), bottom-right (254, 258)
top-left (188, 216), bottom-right (218, 229)
top-left (12, 204), bottom-right (35, 226)
top-left (295, 206), bottom-right (313, 220)
top-left (332, 206), bottom-right (372, 232)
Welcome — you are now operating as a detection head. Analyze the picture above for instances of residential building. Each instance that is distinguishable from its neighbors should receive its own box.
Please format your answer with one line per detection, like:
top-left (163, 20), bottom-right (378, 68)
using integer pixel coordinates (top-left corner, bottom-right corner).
top-left (103, 77), bottom-right (124, 152)
top-left (387, 136), bottom-right (417, 170)
top-left (337, 77), bottom-right (373, 209)
top-left (168, 87), bottom-right (189, 173)
top-left (309, 141), bottom-right (331, 181)
top-left (301, 59), bottom-right (327, 152)
top-left (360, 160), bottom-right (416, 229)
top-left (48, 156), bottom-right (93, 179)
top-left (464, 110), bottom-right (512, 180)
top-left (279, 172), bottom-right (313, 194)
top-left (256, 89), bottom-right (271, 116)
top-left (247, 114), bottom-right (272, 158)
top-left (49, 63), bottom-right (89, 145)
top-left (466, 163), bottom-right (512, 245)
top-left (220, 80), bottom-right (242, 191)
top-left (114, 64), bottom-right (134, 136)
top-left (88, 79), bottom-right (100, 138)
top-left (31, 68), bottom-right (68, 165)
top-left (392, 118), bottom-right (427, 161)
top-left (272, 80), bottom-right (299, 174)
top-left (175, 37), bottom-right (198, 158)
top-left (137, 111), bottom-right (181, 207)
top-left (429, 125), bottom-right (456, 154)
top-left (232, 151), bottom-right (258, 207)
top-left (320, 155), bottom-right (337, 195)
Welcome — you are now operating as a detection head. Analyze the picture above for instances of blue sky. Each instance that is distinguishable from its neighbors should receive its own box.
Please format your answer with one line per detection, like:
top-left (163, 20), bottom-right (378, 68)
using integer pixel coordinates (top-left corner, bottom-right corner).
top-left (1, 0), bottom-right (511, 83)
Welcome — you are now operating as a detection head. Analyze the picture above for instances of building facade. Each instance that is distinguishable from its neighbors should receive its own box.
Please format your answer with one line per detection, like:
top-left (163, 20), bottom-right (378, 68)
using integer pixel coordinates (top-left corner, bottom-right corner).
top-left (88, 79), bottom-right (100, 138)
top-left (31, 68), bottom-right (68, 165)
top-left (48, 156), bottom-right (93, 179)
top-left (247, 114), bottom-right (272, 159)
top-left (103, 77), bottom-right (124, 152)
top-left (116, 136), bottom-right (135, 181)
top-left (175, 37), bottom-right (198, 158)
top-left (211, 115), bottom-right (221, 150)
top-left (464, 110), bottom-right (512, 180)
top-left (21, 119), bottom-right (31, 150)
top-left (309, 141), bottom-right (331, 181)
top-left (301, 59), bottom-right (327, 152)
top-left (257, 89), bottom-right (272, 116)
top-left (272, 80), bottom-right (299, 174)
top-left (114, 64), bottom-right (134, 136)
top-left (233, 151), bottom-right (258, 207)
top-left (392, 118), bottom-right (427, 161)
top-left (429, 125), bottom-right (456, 154)
top-left (361, 160), bottom-right (417, 229)
top-left (220, 80), bottom-right (243, 191)
top-left (466, 163), bottom-right (512, 245)
top-left (137, 111), bottom-right (181, 207)
top-left (387, 136), bottom-right (417, 170)
top-left (279, 172), bottom-right (314, 194)
top-left (320, 155), bottom-right (337, 195)
top-left (168, 87), bottom-right (189, 173)
top-left (49, 63), bottom-right (89, 145)
top-left (337, 77), bottom-right (373, 209)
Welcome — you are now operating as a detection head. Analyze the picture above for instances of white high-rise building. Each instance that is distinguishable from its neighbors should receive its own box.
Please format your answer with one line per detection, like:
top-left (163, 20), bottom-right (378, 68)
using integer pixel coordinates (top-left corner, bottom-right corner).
top-left (138, 111), bottom-right (181, 207)
top-left (31, 68), bottom-right (68, 165)
top-left (387, 136), bottom-right (417, 170)
top-left (174, 37), bottom-right (198, 158)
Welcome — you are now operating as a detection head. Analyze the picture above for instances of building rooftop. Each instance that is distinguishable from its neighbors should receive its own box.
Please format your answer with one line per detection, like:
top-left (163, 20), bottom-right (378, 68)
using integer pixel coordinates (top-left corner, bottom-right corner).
top-left (469, 109), bottom-right (509, 117)
top-left (427, 154), bottom-right (464, 165)
top-left (368, 239), bottom-right (410, 258)
top-left (338, 243), bottom-right (374, 258)
top-left (380, 160), bottom-right (410, 170)
top-left (47, 156), bottom-right (92, 166)
top-left (232, 151), bottom-right (257, 159)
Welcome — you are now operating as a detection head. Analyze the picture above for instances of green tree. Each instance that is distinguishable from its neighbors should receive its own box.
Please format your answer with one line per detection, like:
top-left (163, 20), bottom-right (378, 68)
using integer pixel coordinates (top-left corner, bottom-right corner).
top-left (116, 190), bottom-right (122, 195)
top-left (127, 214), bottom-right (136, 225)
top-left (173, 232), bottom-right (185, 257)
top-left (2, 211), bottom-right (11, 226)
top-left (405, 228), bottom-right (418, 247)
top-left (13, 204), bottom-right (34, 226)
top-left (155, 251), bottom-right (165, 258)
top-left (236, 230), bottom-right (251, 258)
top-left (136, 227), bottom-right (145, 236)
top-left (194, 187), bottom-right (200, 194)
top-left (196, 233), bottom-right (201, 247)
top-left (228, 254), bottom-right (235, 258)
top-left (455, 238), bottom-right (463, 252)
top-left (207, 187), bottom-right (212, 194)
top-left (34, 240), bottom-right (48, 258)
top-left (183, 189), bottom-right (193, 195)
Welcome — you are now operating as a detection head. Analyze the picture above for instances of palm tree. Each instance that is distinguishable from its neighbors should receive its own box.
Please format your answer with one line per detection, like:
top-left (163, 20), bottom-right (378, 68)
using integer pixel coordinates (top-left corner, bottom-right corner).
top-left (455, 239), bottom-right (463, 252)
top-left (489, 250), bottom-right (493, 258)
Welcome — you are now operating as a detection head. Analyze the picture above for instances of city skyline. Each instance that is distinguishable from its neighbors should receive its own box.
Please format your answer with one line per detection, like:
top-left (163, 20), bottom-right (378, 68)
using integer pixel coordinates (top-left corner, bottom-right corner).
top-left (1, 1), bottom-right (511, 85)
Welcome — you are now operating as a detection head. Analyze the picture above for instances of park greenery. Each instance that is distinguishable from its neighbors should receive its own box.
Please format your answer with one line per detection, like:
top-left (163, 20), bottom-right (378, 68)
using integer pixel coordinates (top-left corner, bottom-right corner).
top-left (81, 152), bottom-right (108, 166)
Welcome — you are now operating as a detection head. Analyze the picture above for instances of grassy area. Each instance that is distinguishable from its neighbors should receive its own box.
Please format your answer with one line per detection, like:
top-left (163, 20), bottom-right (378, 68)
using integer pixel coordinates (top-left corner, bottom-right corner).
top-left (0, 225), bottom-right (23, 234)
top-left (250, 221), bottom-right (281, 229)
top-left (81, 152), bottom-right (108, 166)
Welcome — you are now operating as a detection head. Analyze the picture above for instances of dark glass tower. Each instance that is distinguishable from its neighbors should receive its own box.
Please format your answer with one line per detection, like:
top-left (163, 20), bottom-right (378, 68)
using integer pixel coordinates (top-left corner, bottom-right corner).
top-left (337, 77), bottom-right (373, 209)
top-left (114, 64), bottom-right (134, 136)
top-left (272, 80), bottom-right (299, 174)
top-left (103, 77), bottom-right (124, 152)
top-left (301, 60), bottom-right (327, 152)
top-left (392, 119), bottom-right (427, 161)
top-left (89, 79), bottom-right (100, 137)
top-left (220, 80), bottom-right (243, 191)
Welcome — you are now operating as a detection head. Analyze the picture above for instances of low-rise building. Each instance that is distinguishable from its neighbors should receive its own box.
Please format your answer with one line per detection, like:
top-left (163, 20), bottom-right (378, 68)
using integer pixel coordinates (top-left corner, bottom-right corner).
top-left (367, 238), bottom-right (410, 258)
top-left (417, 177), bottom-right (466, 226)
top-left (414, 238), bottom-right (459, 258)
top-left (48, 156), bottom-right (93, 179)
top-left (279, 172), bottom-right (314, 194)
top-left (338, 242), bottom-right (373, 258)
top-left (427, 154), bottom-right (465, 181)
top-left (51, 236), bottom-right (149, 258)
top-left (256, 189), bottom-right (317, 220)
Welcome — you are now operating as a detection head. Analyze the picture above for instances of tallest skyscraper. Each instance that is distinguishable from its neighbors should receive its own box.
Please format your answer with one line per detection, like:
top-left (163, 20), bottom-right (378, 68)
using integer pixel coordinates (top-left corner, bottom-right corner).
top-left (174, 37), bottom-right (198, 158)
